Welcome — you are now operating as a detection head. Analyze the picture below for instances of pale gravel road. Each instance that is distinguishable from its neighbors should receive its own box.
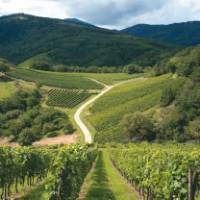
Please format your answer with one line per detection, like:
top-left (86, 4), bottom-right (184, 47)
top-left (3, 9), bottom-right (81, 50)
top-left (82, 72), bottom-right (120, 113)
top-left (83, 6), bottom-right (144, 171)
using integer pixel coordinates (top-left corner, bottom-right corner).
top-left (74, 77), bottom-right (146, 144)
top-left (74, 84), bottom-right (113, 143)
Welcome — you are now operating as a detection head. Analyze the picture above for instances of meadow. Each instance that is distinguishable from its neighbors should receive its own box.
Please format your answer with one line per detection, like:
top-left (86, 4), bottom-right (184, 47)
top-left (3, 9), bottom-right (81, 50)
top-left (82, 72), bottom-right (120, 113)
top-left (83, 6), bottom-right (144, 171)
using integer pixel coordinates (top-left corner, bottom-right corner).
top-left (8, 69), bottom-right (103, 89)
top-left (50, 72), bottom-right (145, 85)
top-left (87, 74), bottom-right (184, 142)
top-left (0, 81), bottom-right (15, 99)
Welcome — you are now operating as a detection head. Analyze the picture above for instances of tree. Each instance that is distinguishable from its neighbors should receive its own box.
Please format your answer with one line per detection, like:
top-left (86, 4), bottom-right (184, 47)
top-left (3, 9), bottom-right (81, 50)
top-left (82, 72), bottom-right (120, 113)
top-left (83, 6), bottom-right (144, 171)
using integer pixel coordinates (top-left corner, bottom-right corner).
top-left (0, 59), bottom-right (10, 72)
top-left (124, 64), bottom-right (143, 74)
top-left (186, 118), bottom-right (200, 143)
top-left (18, 128), bottom-right (36, 146)
top-left (122, 112), bottom-right (155, 141)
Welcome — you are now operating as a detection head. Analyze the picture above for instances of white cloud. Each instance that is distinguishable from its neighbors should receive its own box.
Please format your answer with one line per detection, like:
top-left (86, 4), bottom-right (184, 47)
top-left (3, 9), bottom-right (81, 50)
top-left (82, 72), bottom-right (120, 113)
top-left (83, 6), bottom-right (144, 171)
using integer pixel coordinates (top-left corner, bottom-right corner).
top-left (0, 0), bottom-right (200, 29)
top-left (0, 0), bottom-right (68, 18)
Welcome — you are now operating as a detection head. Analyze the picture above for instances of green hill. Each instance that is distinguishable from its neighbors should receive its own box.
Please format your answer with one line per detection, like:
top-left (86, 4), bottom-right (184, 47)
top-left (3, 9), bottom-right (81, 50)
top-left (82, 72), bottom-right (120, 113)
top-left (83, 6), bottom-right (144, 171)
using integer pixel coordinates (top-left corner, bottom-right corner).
top-left (0, 14), bottom-right (174, 68)
top-left (166, 44), bottom-right (200, 76)
top-left (122, 21), bottom-right (200, 46)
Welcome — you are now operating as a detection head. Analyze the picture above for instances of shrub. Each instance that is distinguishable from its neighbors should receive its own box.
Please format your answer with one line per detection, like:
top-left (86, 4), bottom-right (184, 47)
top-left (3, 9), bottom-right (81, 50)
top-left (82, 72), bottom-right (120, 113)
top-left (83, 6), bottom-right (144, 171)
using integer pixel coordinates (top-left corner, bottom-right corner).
top-left (122, 112), bottom-right (155, 141)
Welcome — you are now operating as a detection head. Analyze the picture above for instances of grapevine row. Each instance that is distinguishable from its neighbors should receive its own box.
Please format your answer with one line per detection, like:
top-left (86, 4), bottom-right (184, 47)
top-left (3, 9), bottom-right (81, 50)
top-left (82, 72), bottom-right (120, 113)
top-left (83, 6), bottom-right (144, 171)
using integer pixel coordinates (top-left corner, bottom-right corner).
top-left (109, 144), bottom-right (200, 200)
top-left (47, 89), bottom-right (93, 108)
top-left (0, 145), bottom-right (97, 200)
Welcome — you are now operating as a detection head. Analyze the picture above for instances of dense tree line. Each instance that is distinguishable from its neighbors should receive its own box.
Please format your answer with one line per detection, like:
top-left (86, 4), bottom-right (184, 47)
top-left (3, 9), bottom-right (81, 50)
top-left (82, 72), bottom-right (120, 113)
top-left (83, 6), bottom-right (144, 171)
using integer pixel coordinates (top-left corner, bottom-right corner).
top-left (30, 62), bottom-right (144, 74)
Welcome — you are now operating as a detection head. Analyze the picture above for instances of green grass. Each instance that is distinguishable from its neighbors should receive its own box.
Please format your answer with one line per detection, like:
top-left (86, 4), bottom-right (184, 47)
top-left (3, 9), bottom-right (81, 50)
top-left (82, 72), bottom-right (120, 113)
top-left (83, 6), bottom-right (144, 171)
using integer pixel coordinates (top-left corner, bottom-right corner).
top-left (8, 69), bottom-right (103, 89)
top-left (86, 74), bottom-right (184, 142)
top-left (16, 182), bottom-right (49, 200)
top-left (0, 81), bottom-right (15, 99)
top-left (84, 150), bottom-right (137, 200)
top-left (49, 72), bottom-right (145, 85)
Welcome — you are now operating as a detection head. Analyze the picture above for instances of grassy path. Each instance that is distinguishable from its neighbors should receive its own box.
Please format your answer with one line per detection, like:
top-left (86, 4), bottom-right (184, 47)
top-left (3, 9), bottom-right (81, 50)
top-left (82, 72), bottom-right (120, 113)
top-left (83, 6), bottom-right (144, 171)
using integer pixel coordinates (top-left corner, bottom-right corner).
top-left (15, 182), bottom-right (49, 200)
top-left (83, 150), bottom-right (137, 200)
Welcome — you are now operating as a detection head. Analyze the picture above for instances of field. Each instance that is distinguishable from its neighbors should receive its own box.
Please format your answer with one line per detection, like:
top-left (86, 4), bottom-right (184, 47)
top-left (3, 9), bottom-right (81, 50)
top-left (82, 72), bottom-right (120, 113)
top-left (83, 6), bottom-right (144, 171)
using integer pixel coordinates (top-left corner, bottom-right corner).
top-left (47, 89), bottom-right (94, 108)
top-left (8, 69), bottom-right (103, 89)
top-left (49, 72), bottom-right (145, 85)
top-left (0, 82), bottom-right (15, 99)
top-left (87, 74), bottom-right (184, 142)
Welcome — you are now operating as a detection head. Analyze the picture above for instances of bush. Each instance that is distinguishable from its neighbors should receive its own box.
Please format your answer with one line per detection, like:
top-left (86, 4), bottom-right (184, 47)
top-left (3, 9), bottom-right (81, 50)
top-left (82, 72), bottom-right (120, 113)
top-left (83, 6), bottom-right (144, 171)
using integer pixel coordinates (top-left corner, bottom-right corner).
top-left (122, 112), bottom-right (155, 141)
top-left (186, 118), bottom-right (200, 143)
top-left (18, 128), bottom-right (36, 146)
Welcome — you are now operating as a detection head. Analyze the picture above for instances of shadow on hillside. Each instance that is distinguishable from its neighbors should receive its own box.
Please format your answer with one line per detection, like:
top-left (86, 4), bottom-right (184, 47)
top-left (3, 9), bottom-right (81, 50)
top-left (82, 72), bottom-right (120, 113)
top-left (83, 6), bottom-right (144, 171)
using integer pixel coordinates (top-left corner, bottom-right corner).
top-left (85, 151), bottom-right (116, 200)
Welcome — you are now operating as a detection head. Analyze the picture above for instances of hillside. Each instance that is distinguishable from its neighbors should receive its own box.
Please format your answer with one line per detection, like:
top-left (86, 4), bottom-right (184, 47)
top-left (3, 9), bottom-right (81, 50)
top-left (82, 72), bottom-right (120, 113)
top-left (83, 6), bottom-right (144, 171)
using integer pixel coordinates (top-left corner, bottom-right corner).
top-left (166, 44), bottom-right (200, 76)
top-left (86, 74), bottom-right (184, 142)
top-left (64, 18), bottom-right (96, 28)
top-left (0, 13), bottom-right (174, 67)
top-left (122, 21), bottom-right (200, 46)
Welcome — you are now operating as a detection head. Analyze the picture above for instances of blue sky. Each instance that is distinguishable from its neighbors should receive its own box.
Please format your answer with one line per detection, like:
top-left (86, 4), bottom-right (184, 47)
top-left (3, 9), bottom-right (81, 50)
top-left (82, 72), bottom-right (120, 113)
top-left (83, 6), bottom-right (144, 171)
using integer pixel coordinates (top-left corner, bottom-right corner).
top-left (0, 0), bottom-right (200, 29)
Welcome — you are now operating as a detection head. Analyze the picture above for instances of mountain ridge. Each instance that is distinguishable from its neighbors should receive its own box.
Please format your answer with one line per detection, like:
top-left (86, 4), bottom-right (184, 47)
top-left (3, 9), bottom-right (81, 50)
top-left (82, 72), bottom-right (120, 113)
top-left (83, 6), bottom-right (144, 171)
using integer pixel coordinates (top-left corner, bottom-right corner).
top-left (0, 13), bottom-right (174, 68)
top-left (122, 21), bottom-right (200, 46)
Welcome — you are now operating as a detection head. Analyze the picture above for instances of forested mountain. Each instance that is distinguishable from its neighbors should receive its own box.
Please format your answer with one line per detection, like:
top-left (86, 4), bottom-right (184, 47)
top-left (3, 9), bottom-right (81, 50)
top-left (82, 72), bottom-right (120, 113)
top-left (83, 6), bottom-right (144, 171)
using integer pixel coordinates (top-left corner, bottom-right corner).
top-left (0, 13), bottom-right (174, 68)
top-left (64, 18), bottom-right (96, 28)
top-left (122, 21), bottom-right (200, 46)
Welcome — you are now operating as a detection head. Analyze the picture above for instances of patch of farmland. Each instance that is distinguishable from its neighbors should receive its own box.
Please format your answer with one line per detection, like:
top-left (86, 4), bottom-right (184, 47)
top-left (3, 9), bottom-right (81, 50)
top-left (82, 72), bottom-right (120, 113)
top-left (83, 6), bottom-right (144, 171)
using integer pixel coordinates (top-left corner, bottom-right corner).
top-left (8, 69), bottom-right (103, 89)
top-left (47, 89), bottom-right (95, 108)
top-left (48, 71), bottom-right (144, 85)
top-left (87, 74), bottom-right (185, 142)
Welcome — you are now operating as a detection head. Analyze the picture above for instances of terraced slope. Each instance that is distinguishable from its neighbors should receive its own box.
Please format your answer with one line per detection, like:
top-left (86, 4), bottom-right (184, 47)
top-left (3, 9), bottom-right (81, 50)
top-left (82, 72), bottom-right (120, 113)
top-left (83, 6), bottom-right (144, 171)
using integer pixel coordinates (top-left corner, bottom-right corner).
top-left (87, 74), bottom-right (183, 142)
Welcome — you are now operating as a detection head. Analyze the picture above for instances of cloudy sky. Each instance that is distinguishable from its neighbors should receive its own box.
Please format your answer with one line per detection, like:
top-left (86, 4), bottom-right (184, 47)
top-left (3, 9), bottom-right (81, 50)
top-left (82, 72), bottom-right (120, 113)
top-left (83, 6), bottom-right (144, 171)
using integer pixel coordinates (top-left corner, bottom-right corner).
top-left (0, 0), bottom-right (200, 29)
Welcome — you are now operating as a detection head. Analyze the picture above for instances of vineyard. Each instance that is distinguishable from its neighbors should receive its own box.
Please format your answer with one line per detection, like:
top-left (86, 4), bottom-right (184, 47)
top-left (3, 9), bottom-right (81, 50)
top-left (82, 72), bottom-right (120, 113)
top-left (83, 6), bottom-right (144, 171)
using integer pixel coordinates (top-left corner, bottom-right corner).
top-left (47, 89), bottom-right (94, 108)
top-left (109, 143), bottom-right (200, 200)
top-left (8, 69), bottom-right (102, 89)
top-left (0, 145), bottom-right (97, 200)
top-left (87, 74), bottom-right (185, 142)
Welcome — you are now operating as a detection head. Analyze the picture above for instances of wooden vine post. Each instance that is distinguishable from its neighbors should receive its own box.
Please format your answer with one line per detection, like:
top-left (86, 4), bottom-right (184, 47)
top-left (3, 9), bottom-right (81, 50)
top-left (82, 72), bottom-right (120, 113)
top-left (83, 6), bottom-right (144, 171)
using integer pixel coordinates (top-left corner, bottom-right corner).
top-left (188, 168), bottom-right (199, 200)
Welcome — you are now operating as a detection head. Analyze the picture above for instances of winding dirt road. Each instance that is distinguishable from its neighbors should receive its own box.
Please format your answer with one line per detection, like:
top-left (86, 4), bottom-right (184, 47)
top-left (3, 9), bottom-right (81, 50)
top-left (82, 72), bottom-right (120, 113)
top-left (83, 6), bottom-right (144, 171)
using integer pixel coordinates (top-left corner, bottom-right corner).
top-left (74, 83), bottom-right (113, 144)
top-left (74, 77), bottom-right (146, 144)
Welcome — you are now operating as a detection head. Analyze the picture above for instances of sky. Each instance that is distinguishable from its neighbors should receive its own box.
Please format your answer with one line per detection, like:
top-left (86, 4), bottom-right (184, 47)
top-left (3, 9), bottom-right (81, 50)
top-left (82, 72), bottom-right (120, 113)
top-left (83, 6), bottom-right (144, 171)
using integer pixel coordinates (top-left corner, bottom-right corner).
top-left (0, 0), bottom-right (200, 29)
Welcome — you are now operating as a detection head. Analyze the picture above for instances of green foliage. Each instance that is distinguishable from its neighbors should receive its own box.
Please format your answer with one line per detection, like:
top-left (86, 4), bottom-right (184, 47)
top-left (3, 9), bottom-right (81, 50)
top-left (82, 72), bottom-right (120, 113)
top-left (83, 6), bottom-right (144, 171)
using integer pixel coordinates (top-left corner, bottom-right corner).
top-left (122, 22), bottom-right (200, 46)
top-left (186, 118), bottom-right (200, 143)
top-left (124, 63), bottom-right (144, 74)
top-left (160, 87), bottom-right (177, 106)
top-left (166, 45), bottom-right (200, 76)
top-left (8, 69), bottom-right (102, 89)
top-left (122, 112), bottom-right (155, 141)
top-left (0, 14), bottom-right (173, 67)
top-left (110, 143), bottom-right (200, 200)
top-left (48, 145), bottom-right (97, 200)
top-left (0, 145), bottom-right (96, 200)
top-left (0, 146), bottom-right (52, 199)
top-left (0, 58), bottom-right (13, 72)
top-left (158, 108), bottom-right (187, 141)
top-left (18, 128), bottom-right (37, 146)
top-left (47, 89), bottom-right (94, 108)
top-left (0, 89), bottom-right (74, 144)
